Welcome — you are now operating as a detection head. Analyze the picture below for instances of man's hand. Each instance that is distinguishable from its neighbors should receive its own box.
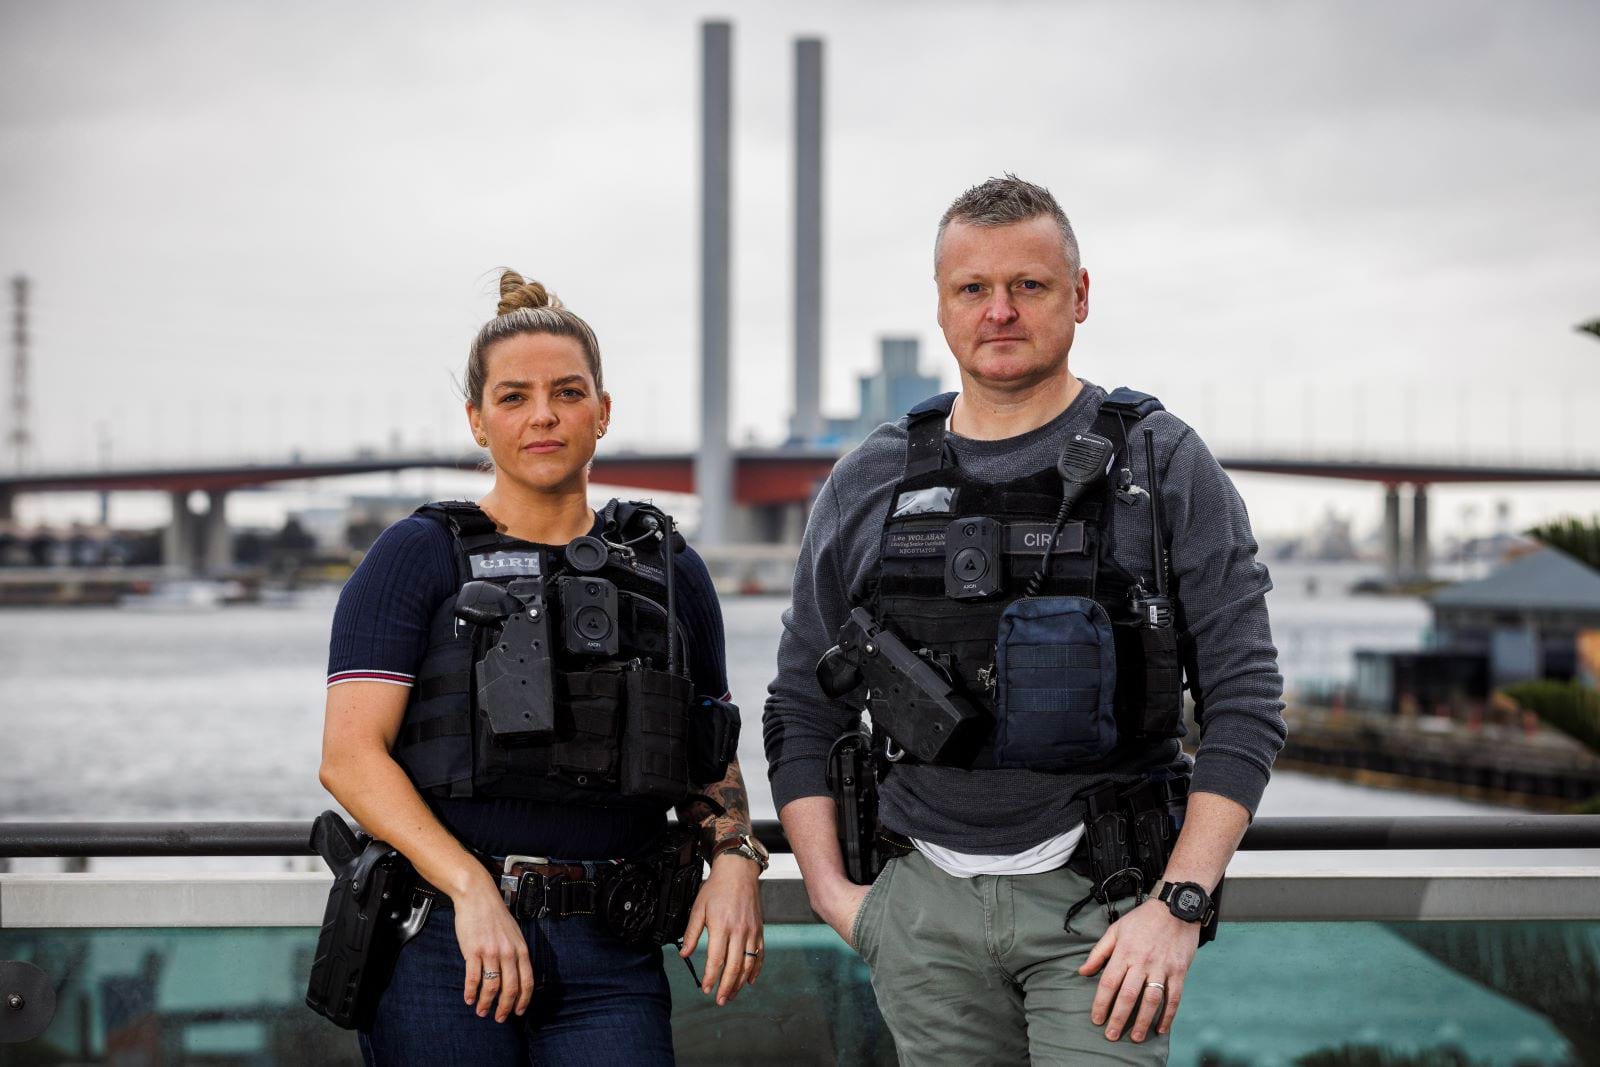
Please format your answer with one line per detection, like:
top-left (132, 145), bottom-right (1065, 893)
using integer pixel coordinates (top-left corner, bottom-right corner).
top-left (1078, 898), bottom-right (1200, 1044)
top-left (679, 853), bottom-right (765, 1006)
top-left (812, 878), bottom-right (872, 948)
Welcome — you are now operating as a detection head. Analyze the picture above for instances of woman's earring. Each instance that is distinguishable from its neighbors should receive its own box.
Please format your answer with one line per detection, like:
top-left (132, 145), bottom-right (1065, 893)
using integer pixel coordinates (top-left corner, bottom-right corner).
top-left (476, 435), bottom-right (488, 447)
top-left (596, 428), bottom-right (605, 439)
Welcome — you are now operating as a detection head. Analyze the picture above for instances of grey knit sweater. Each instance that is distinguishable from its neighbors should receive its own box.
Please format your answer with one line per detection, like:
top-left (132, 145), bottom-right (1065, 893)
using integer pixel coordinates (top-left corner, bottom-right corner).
top-left (762, 381), bottom-right (1287, 853)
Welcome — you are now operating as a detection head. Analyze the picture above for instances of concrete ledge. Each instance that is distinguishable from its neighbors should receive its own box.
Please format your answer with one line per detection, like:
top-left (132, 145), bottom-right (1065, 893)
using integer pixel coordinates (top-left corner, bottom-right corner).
top-left (1215, 868), bottom-right (1599, 922)
top-left (3, 869), bottom-right (1597, 929)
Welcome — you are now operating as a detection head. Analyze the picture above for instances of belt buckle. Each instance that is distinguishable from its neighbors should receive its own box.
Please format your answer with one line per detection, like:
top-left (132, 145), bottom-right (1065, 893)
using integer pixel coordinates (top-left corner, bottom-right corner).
top-left (501, 854), bottom-right (549, 908)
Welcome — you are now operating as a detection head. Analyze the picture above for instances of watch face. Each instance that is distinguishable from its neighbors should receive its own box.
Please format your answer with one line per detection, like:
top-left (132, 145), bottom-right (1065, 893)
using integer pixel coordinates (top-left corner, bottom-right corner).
top-left (1173, 886), bottom-right (1205, 920)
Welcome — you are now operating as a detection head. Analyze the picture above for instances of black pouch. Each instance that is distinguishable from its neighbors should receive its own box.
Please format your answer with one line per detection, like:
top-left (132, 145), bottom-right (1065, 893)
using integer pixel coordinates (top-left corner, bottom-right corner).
top-left (549, 669), bottom-right (623, 786)
top-left (1111, 621), bottom-right (1184, 739)
top-left (993, 596), bottom-right (1118, 769)
top-left (1137, 623), bottom-right (1184, 737)
top-left (619, 667), bottom-right (693, 801)
top-left (304, 812), bottom-right (431, 1030)
top-left (599, 827), bottom-right (705, 946)
top-left (687, 695), bottom-right (741, 785)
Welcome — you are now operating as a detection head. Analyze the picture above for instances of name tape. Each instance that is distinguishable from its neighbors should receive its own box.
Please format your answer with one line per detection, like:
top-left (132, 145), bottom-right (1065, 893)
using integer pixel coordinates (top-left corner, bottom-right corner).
top-left (470, 551), bottom-right (544, 578)
top-left (883, 521), bottom-right (1087, 558)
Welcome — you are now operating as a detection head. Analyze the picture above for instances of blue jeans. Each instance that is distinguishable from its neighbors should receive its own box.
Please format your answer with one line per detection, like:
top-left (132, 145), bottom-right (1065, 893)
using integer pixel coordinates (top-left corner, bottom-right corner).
top-left (359, 901), bottom-right (675, 1066)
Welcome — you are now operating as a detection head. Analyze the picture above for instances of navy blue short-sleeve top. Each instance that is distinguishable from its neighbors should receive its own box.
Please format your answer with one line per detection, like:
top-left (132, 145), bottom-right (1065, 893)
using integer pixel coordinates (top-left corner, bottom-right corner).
top-left (326, 511), bottom-right (730, 859)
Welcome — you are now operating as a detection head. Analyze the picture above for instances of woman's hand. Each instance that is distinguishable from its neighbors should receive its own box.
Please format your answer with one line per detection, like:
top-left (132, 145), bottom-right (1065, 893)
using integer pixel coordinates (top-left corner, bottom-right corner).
top-left (678, 853), bottom-right (765, 1005)
top-left (452, 874), bottom-right (534, 1024)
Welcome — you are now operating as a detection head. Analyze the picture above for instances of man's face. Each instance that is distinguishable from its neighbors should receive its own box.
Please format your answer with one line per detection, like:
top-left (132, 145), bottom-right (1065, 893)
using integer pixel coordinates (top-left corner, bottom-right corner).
top-left (935, 215), bottom-right (1089, 389)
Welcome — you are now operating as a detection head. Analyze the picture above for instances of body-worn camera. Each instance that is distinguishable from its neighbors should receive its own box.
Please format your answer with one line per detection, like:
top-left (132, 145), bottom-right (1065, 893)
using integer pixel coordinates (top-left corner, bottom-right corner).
top-left (944, 517), bottom-right (1003, 599)
top-left (558, 575), bottom-right (619, 656)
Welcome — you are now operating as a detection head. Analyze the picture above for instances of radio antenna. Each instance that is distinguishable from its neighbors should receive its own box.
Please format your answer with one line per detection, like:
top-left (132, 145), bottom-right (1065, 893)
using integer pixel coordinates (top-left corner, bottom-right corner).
top-left (1144, 428), bottom-right (1168, 597)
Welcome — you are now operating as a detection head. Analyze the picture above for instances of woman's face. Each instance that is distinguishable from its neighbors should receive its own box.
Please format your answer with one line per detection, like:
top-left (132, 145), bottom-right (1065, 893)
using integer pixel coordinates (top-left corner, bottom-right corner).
top-left (468, 332), bottom-right (610, 496)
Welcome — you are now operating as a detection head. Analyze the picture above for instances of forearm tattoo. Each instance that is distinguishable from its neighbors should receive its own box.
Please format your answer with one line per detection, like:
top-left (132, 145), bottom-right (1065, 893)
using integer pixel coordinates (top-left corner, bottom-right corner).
top-left (684, 758), bottom-right (751, 849)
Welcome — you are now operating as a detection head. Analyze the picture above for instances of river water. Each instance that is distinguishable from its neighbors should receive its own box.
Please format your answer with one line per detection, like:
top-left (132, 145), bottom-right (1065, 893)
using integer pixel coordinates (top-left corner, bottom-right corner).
top-left (1, 562), bottom-right (1593, 870)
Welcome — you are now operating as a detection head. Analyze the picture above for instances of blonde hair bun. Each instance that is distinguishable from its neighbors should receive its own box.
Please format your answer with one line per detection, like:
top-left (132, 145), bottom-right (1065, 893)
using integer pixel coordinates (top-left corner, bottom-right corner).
top-left (496, 269), bottom-right (564, 316)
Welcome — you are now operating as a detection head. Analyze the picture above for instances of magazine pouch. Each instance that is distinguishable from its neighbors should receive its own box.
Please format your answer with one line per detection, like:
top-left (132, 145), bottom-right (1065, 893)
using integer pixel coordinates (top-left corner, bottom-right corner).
top-left (619, 667), bottom-right (692, 801)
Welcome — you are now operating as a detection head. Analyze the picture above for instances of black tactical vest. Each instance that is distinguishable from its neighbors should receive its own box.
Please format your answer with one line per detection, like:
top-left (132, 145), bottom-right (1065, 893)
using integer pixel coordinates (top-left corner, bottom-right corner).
top-left (856, 388), bottom-right (1184, 771)
top-left (391, 500), bottom-right (737, 809)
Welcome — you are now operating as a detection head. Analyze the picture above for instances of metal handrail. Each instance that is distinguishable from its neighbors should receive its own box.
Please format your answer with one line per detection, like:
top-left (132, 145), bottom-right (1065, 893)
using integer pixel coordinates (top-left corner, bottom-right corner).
top-left (1, 816), bottom-right (1597, 859)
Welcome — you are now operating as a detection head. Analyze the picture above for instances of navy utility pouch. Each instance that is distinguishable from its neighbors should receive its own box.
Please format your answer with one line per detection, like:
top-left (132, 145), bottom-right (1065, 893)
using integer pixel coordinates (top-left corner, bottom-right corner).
top-left (992, 596), bottom-right (1118, 769)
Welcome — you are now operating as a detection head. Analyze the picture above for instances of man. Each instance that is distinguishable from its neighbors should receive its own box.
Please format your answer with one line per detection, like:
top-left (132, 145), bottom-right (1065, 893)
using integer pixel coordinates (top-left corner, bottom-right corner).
top-left (763, 175), bottom-right (1286, 1063)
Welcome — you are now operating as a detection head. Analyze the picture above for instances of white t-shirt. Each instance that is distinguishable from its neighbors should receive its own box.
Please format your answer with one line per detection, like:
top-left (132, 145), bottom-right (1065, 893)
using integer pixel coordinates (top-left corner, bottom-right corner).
top-left (911, 822), bottom-right (1086, 878)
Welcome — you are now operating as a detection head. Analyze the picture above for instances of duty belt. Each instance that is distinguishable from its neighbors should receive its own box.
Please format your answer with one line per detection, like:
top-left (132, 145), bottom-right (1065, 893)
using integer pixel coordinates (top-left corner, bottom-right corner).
top-left (419, 855), bottom-right (614, 920)
top-left (499, 856), bottom-right (607, 920)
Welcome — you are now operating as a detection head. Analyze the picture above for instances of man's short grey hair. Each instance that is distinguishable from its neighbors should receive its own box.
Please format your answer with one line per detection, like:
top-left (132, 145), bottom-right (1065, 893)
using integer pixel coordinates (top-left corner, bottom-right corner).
top-left (935, 174), bottom-right (1081, 275)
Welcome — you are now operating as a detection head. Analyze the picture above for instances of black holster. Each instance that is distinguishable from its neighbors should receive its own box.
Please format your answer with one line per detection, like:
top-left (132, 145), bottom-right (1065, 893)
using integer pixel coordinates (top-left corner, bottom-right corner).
top-left (304, 812), bottom-right (433, 1030)
top-left (827, 721), bottom-right (885, 886)
top-left (1065, 775), bottom-right (1221, 947)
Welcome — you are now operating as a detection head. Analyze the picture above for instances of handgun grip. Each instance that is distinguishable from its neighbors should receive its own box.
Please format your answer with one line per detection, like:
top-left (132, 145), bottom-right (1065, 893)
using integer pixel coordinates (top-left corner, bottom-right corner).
top-left (308, 811), bottom-right (362, 876)
top-left (816, 644), bottom-right (864, 699)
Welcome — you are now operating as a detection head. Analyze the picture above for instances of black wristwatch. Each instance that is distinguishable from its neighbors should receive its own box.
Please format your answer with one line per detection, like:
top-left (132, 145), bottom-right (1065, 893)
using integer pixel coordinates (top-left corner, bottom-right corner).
top-left (1153, 880), bottom-right (1215, 925)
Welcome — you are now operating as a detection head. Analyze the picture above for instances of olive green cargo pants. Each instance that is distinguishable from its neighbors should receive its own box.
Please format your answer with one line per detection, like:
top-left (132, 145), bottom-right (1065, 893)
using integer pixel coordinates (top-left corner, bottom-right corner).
top-left (851, 849), bottom-right (1170, 1066)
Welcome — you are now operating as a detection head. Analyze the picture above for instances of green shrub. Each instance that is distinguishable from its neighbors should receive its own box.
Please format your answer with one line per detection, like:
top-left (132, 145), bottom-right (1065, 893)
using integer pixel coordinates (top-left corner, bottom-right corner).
top-left (1502, 679), bottom-right (1600, 754)
top-left (1526, 516), bottom-right (1600, 571)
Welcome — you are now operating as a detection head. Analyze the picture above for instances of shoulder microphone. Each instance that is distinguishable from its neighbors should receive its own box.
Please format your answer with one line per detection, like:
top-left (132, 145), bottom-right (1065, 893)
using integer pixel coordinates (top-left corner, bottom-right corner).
top-left (1025, 431), bottom-right (1116, 596)
top-left (1057, 431), bottom-right (1117, 496)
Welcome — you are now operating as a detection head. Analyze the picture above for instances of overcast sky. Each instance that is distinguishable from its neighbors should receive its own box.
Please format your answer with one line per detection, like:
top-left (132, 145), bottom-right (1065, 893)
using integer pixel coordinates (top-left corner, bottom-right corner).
top-left (3, 0), bottom-right (1598, 536)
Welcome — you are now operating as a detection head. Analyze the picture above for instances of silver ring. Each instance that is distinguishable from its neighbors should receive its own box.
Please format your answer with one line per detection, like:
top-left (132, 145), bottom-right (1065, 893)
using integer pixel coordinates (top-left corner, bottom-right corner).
top-left (482, 970), bottom-right (501, 980)
top-left (1146, 981), bottom-right (1165, 993)
top-left (744, 950), bottom-right (761, 958)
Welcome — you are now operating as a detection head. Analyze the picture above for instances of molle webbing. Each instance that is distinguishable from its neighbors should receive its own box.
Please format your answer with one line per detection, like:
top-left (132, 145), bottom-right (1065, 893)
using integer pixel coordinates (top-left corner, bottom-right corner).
top-left (395, 500), bottom-right (696, 806)
top-left (856, 387), bottom-right (1181, 770)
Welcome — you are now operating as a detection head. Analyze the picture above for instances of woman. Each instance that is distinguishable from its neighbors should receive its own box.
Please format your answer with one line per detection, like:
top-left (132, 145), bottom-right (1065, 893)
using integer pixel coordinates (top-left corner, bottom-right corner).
top-left (320, 271), bottom-right (765, 1065)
